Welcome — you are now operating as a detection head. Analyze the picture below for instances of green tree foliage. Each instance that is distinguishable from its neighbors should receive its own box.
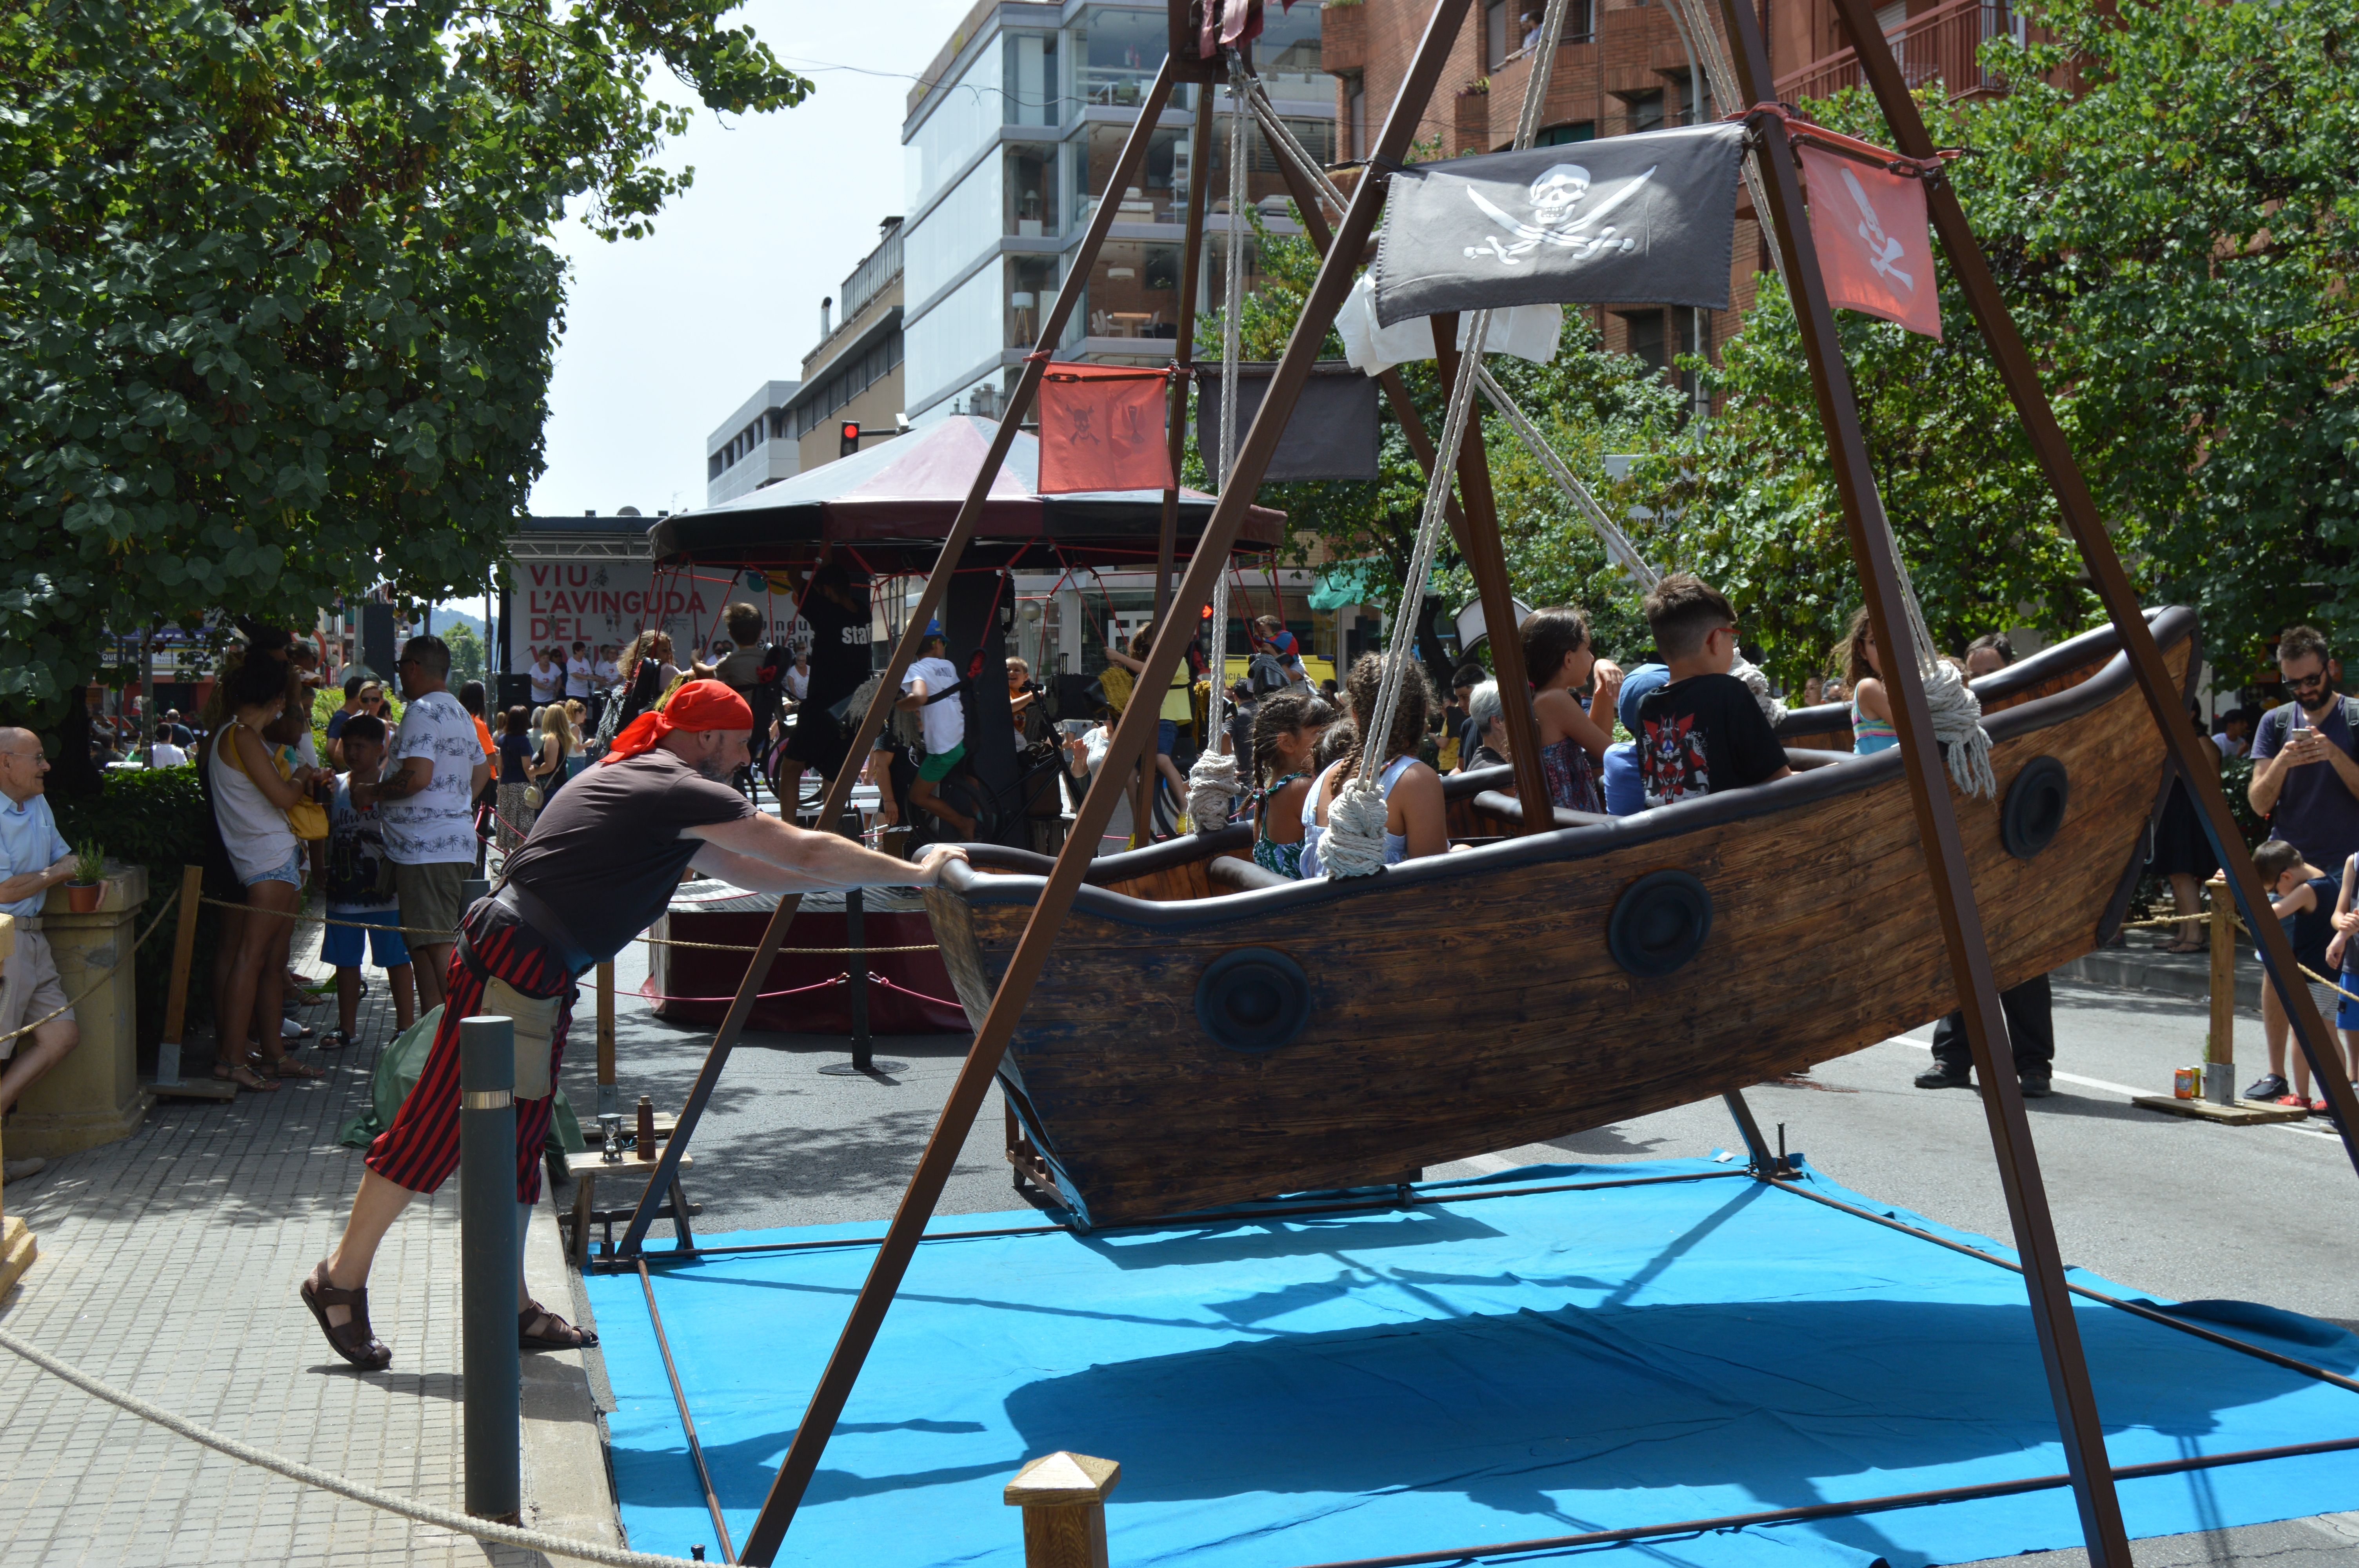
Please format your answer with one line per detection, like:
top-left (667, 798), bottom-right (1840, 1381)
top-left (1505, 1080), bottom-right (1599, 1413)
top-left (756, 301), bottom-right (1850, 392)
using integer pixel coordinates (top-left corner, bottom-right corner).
top-left (0, 0), bottom-right (811, 782)
top-left (1632, 0), bottom-right (2359, 687)
top-left (443, 621), bottom-right (487, 686)
top-left (1196, 207), bottom-right (1683, 673)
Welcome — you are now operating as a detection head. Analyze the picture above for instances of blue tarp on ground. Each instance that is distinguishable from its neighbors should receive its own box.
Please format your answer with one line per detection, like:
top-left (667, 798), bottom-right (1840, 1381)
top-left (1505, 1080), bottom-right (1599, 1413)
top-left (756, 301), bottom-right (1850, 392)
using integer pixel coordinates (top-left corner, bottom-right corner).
top-left (585, 1157), bottom-right (2359, 1566)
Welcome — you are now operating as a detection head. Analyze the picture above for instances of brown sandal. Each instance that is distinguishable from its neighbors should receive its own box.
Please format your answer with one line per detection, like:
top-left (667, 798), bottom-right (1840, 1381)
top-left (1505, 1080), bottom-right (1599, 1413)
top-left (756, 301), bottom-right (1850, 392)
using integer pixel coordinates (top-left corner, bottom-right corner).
top-left (214, 1059), bottom-right (276, 1092)
top-left (520, 1299), bottom-right (599, 1352)
top-left (302, 1259), bottom-right (392, 1370)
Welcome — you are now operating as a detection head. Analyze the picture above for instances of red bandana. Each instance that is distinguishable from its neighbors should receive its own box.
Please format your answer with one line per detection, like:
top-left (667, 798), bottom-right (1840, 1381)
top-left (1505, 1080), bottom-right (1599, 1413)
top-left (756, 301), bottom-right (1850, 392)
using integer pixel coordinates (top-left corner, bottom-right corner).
top-left (601, 679), bottom-right (753, 764)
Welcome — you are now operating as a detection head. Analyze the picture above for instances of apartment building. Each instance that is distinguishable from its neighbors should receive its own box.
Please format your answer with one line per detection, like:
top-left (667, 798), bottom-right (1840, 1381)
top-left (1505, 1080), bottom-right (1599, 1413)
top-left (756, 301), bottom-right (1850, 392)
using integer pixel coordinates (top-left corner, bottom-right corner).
top-left (1322, 0), bottom-right (2025, 390)
top-left (778, 217), bottom-right (908, 472)
top-left (704, 381), bottom-right (802, 506)
top-left (897, 0), bottom-right (1338, 427)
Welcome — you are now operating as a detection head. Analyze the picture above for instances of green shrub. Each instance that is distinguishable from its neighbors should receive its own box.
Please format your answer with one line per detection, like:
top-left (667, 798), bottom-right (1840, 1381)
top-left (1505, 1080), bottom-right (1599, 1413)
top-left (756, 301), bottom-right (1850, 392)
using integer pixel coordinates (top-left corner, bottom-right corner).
top-left (51, 765), bottom-right (218, 1048)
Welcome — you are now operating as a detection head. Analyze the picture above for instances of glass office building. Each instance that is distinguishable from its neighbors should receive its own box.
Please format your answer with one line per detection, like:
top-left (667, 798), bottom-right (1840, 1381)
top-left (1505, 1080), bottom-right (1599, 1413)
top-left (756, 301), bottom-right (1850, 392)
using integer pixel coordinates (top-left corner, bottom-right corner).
top-left (900, 2), bottom-right (1334, 425)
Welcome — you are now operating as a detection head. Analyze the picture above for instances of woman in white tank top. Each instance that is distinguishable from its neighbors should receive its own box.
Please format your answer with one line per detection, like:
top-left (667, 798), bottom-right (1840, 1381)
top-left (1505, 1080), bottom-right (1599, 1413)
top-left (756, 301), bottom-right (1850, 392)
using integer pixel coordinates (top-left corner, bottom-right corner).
top-left (1300, 655), bottom-right (1449, 878)
top-left (209, 655), bottom-right (327, 1087)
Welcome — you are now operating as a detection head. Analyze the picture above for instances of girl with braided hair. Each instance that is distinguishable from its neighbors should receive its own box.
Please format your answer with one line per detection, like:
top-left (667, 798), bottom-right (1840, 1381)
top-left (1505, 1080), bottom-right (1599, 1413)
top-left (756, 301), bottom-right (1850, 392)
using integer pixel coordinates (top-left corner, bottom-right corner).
top-left (1300, 654), bottom-right (1448, 878)
top-left (1245, 689), bottom-right (1336, 879)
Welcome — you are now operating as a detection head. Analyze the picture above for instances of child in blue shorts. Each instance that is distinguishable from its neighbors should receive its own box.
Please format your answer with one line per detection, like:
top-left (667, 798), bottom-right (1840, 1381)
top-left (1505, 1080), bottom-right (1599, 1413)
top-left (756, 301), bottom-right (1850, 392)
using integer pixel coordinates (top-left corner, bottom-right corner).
top-left (322, 715), bottom-right (416, 1048)
top-left (2325, 851), bottom-right (2359, 1096)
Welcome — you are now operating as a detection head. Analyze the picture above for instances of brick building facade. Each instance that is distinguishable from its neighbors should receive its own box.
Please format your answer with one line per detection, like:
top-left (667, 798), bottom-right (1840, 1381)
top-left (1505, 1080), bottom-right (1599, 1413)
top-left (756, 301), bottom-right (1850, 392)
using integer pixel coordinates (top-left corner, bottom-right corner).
top-left (1318, 0), bottom-right (1898, 394)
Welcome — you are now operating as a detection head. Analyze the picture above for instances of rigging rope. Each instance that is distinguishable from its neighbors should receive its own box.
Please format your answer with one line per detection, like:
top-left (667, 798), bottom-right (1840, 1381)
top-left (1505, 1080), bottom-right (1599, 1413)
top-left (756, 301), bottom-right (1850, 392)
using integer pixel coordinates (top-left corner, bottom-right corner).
top-left (1326, 0), bottom-right (1576, 875)
top-left (1187, 52), bottom-right (1253, 833)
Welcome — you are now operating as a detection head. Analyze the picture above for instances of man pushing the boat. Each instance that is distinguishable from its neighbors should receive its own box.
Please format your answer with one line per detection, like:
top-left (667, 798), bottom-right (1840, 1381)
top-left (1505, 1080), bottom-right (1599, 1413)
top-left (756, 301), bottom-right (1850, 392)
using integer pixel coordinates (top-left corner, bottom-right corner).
top-left (301, 679), bottom-right (965, 1370)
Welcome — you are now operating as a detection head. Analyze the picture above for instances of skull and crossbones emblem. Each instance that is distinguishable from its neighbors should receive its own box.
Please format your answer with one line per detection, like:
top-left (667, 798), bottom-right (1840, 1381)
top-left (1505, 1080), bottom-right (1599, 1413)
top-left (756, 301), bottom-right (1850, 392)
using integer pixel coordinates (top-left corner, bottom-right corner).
top-left (1838, 165), bottom-right (1912, 291)
top-left (1463, 161), bottom-right (1655, 266)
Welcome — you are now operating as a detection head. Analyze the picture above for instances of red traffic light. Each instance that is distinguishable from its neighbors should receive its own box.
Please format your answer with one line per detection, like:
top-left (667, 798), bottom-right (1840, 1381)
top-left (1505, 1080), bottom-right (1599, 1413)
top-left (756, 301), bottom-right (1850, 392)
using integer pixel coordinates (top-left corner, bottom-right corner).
top-left (840, 421), bottom-right (861, 457)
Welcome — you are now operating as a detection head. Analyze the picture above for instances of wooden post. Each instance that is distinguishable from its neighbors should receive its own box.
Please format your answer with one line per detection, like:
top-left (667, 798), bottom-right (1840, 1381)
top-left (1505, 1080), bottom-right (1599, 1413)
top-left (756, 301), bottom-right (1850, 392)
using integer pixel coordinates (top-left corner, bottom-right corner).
top-left (157, 866), bottom-right (203, 1073)
top-left (2208, 873), bottom-right (2235, 1097)
top-left (1005, 1452), bottom-right (1120, 1568)
top-left (595, 960), bottom-right (617, 1112)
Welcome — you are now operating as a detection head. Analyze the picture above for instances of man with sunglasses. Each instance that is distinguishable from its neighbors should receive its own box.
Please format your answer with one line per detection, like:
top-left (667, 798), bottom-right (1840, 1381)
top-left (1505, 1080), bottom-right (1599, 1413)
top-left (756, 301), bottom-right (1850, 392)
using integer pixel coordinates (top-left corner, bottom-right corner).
top-left (2245, 624), bottom-right (2359, 1100)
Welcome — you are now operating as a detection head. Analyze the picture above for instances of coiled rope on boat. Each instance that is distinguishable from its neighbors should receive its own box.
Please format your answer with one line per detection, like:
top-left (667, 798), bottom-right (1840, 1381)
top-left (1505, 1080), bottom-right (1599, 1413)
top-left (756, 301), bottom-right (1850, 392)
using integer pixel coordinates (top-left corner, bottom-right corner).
top-left (0, 1325), bottom-right (705, 1568)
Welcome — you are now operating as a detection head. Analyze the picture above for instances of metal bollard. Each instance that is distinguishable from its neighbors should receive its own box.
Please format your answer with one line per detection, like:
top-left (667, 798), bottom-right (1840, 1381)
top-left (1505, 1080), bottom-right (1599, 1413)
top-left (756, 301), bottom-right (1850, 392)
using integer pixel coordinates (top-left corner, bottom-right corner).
top-left (821, 887), bottom-right (906, 1078)
top-left (460, 1013), bottom-right (521, 1523)
top-left (2206, 874), bottom-right (2237, 1104)
top-left (1005, 1451), bottom-right (1120, 1568)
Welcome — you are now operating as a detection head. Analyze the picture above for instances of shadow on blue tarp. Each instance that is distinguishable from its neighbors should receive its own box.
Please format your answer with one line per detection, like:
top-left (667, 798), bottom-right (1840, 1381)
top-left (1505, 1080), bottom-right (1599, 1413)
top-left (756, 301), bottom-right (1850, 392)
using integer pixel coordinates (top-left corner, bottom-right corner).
top-left (586, 1157), bottom-right (2359, 1568)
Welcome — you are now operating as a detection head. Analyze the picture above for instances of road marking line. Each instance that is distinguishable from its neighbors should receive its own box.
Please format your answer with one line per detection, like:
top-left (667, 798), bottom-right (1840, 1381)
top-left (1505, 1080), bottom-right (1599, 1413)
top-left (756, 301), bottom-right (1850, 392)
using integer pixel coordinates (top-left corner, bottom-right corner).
top-left (1883, 1035), bottom-right (2345, 1142)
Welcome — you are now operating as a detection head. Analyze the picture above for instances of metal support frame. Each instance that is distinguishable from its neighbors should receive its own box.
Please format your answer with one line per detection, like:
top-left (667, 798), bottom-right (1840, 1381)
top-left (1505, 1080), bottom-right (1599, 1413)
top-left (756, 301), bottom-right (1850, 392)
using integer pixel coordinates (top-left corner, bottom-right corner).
top-left (614, 54), bottom-right (1188, 1271)
top-left (1713, 0), bottom-right (2131, 1556)
top-left (732, 8), bottom-right (1480, 1558)
top-left (1821, 0), bottom-right (2359, 1178)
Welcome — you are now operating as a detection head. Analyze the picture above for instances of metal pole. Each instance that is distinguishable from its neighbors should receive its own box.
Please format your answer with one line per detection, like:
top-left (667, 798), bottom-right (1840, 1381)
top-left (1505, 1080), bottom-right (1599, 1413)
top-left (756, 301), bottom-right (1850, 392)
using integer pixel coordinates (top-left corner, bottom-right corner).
top-left (847, 889), bottom-right (870, 1069)
top-left (733, 5), bottom-right (1475, 1557)
top-left (1715, 1), bottom-right (2129, 1558)
top-left (1824, 0), bottom-right (2359, 1178)
top-left (614, 55), bottom-right (1188, 1265)
top-left (460, 1013), bottom-right (520, 1524)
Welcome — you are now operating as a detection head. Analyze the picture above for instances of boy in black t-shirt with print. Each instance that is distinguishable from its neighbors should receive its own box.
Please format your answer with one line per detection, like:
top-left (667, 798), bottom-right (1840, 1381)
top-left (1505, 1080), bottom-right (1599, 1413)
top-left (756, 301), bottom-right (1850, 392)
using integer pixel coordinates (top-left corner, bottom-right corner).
top-left (1634, 574), bottom-right (1791, 808)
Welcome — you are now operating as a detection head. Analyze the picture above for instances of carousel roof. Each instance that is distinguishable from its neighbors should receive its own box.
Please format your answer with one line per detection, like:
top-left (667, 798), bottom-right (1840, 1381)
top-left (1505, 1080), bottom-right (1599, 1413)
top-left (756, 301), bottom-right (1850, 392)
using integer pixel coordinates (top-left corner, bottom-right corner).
top-left (645, 414), bottom-right (1287, 573)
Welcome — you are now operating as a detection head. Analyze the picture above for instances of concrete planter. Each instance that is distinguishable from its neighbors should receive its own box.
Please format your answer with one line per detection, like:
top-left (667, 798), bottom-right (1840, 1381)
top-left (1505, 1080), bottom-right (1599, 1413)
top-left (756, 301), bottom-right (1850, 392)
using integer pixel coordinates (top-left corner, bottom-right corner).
top-left (10, 862), bottom-right (151, 1158)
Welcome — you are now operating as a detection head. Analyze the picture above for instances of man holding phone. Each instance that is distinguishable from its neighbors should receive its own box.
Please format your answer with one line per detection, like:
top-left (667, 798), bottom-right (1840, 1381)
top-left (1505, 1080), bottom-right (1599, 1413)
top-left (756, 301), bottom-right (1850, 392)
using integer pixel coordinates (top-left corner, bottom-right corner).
top-left (2245, 624), bottom-right (2359, 1099)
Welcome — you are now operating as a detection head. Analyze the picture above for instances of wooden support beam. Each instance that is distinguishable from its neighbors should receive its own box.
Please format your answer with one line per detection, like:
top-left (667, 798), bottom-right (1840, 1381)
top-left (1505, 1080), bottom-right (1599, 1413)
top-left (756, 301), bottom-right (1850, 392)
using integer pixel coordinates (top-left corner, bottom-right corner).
top-left (733, 5), bottom-right (1479, 1555)
top-left (1719, 0), bottom-right (2130, 1558)
top-left (617, 56), bottom-right (1189, 1271)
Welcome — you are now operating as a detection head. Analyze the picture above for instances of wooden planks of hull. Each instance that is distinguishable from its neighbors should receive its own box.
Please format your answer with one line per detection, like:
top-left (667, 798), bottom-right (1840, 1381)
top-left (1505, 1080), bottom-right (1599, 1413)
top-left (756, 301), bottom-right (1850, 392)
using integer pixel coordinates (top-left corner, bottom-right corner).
top-left (925, 611), bottom-right (2195, 1227)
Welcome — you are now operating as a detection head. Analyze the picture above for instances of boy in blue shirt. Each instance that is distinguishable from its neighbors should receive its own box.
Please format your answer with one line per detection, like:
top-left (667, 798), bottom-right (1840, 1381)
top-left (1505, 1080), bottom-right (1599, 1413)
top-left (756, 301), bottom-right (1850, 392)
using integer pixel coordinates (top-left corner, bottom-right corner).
top-left (322, 715), bottom-right (416, 1049)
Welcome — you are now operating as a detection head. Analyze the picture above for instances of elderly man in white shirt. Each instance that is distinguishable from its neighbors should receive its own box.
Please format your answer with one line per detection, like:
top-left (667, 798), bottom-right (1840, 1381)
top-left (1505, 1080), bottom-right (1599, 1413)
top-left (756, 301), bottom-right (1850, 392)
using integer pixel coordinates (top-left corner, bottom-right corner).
top-left (0, 728), bottom-right (83, 1180)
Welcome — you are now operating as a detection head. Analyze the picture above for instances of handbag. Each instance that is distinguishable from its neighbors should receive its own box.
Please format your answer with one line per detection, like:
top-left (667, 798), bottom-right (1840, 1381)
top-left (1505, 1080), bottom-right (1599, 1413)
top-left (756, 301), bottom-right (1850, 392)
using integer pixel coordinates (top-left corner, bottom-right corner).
top-left (229, 722), bottom-right (328, 841)
top-left (523, 784), bottom-right (544, 810)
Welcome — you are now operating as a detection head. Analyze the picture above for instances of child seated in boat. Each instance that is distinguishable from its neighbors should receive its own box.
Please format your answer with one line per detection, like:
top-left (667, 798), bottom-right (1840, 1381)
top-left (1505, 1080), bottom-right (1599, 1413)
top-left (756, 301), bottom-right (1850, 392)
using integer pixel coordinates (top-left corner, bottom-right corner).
top-left (1634, 574), bottom-right (1792, 808)
top-left (1600, 663), bottom-right (1669, 815)
top-left (1836, 607), bottom-right (1897, 755)
top-left (1519, 605), bottom-right (1622, 813)
top-left (1247, 690), bottom-right (1337, 878)
top-left (2255, 837), bottom-right (2345, 1111)
top-left (1302, 655), bottom-right (1448, 876)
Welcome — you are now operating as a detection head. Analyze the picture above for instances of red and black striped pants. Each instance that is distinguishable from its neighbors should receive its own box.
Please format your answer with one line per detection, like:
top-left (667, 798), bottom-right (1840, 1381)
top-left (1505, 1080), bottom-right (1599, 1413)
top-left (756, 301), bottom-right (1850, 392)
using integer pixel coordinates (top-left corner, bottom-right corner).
top-left (365, 905), bottom-right (576, 1203)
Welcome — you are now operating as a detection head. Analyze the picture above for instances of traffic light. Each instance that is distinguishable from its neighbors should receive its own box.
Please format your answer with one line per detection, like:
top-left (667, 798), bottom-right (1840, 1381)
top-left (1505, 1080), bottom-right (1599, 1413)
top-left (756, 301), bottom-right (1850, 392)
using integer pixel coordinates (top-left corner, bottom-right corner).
top-left (840, 421), bottom-right (860, 458)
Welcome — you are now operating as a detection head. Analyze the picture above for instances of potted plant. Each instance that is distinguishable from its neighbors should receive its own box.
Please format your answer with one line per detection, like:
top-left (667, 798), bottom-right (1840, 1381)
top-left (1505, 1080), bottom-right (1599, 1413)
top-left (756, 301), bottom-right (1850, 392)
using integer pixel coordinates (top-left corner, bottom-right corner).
top-left (65, 839), bottom-right (106, 913)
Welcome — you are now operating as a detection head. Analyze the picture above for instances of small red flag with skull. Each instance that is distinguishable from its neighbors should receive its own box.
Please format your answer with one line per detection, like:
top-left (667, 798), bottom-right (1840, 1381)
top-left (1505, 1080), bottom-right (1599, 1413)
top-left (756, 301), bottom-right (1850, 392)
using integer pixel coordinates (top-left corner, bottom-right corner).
top-left (1037, 363), bottom-right (1174, 495)
top-left (1798, 145), bottom-right (1941, 340)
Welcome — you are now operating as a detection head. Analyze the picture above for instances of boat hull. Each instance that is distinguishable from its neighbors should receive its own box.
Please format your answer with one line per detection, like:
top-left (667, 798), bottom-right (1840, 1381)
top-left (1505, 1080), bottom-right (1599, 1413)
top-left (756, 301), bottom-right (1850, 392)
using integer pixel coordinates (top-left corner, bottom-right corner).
top-left (927, 611), bottom-right (2195, 1227)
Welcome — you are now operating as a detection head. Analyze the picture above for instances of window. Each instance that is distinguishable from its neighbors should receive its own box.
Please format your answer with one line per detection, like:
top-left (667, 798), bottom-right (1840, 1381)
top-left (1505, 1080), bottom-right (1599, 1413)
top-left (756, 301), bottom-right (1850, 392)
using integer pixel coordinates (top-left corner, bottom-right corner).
top-left (1009, 255), bottom-right (1061, 349)
top-left (1076, 6), bottom-right (1163, 108)
top-left (1486, 0), bottom-right (1510, 68)
top-left (1627, 89), bottom-right (1664, 134)
top-left (1675, 70), bottom-right (1702, 125)
top-left (1083, 241), bottom-right (1184, 341)
top-left (1536, 121), bottom-right (1594, 146)
top-left (1008, 146), bottom-right (1058, 238)
top-left (1254, 2), bottom-right (1325, 93)
top-left (790, 328), bottom-right (907, 439)
top-left (1002, 30), bottom-right (1059, 127)
top-left (1619, 309), bottom-right (1667, 374)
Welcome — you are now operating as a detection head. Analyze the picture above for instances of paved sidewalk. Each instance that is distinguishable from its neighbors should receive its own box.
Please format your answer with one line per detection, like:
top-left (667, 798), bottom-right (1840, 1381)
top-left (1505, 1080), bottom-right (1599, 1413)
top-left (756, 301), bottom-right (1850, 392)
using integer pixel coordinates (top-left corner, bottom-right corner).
top-left (0, 903), bottom-right (616, 1568)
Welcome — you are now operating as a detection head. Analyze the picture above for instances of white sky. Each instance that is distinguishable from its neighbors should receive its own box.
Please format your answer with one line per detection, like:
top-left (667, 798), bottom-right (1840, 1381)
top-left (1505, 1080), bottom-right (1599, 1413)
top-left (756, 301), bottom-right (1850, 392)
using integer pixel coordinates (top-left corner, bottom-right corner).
top-left (526, 0), bottom-right (976, 520)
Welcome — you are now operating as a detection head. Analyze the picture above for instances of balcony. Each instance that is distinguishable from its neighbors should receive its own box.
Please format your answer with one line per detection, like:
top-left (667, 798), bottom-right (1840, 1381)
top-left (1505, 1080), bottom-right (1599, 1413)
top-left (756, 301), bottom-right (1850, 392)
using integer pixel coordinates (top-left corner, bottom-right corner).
top-left (1320, 1), bottom-right (1365, 75)
top-left (1776, 0), bottom-right (2023, 105)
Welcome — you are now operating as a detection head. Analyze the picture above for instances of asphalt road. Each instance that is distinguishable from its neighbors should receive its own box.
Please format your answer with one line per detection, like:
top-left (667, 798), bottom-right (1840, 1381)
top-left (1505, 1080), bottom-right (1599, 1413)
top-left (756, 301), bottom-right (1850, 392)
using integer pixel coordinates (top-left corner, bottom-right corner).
top-left (587, 943), bottom-right (2359, 1566)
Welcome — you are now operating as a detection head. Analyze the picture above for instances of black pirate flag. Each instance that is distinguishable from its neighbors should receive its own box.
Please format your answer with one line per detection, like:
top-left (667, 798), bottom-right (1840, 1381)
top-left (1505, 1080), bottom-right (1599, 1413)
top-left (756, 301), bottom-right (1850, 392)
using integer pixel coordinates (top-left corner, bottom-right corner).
top-left (1373, 122), bottom-right (1747, 325)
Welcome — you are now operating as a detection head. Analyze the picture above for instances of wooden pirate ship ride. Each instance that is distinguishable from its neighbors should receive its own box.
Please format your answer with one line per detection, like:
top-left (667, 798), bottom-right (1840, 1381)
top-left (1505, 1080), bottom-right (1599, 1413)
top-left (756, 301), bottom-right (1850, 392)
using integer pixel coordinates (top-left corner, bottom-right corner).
top-left (928, 610), bottom-right (2196, 1227)
top-left (610, 4), bottom-right (2359, 1562)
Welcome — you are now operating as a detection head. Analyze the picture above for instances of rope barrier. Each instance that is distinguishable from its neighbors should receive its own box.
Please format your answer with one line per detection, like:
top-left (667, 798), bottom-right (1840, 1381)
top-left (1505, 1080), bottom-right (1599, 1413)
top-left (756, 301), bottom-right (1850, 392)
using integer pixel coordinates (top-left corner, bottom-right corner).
top-left (0, 1325), bottom-right (707, 1568)
top-left (1, 889), bottom-right (182, 1046)
top-left (2114, 909), bottom-right (2359, 1007)
top-left (190, 893), bottom-right (938, 956)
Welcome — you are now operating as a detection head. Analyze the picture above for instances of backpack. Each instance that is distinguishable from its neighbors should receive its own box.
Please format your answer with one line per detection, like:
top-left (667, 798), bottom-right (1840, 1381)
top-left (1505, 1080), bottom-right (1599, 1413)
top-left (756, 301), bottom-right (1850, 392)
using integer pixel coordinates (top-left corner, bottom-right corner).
top-left (2264, 696), bottom-right (2359, 759)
